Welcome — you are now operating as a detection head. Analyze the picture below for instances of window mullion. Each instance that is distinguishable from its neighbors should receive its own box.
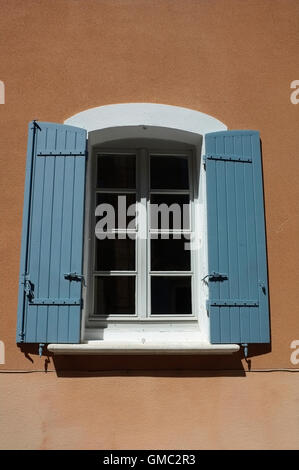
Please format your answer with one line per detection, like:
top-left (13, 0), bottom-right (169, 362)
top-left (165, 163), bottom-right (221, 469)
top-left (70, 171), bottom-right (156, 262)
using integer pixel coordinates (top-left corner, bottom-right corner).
top-left (136, 149), bottom-right (148, 319)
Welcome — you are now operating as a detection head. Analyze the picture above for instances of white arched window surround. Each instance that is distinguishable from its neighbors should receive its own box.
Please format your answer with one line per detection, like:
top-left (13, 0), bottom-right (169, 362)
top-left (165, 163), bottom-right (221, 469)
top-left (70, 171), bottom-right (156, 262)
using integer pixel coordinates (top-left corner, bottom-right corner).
top-left (55, 104), bottom-right (239, 354)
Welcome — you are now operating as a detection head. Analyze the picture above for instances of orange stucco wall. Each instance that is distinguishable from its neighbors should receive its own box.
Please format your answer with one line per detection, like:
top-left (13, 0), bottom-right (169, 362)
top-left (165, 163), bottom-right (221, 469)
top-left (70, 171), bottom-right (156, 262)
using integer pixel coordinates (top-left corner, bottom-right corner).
top-left (0, 0), bottom-right (299, 449)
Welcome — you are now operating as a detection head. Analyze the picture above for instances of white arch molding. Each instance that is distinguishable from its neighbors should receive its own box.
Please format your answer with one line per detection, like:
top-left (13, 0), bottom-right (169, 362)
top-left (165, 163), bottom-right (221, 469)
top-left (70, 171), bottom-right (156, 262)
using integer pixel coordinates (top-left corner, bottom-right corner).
top-left (64, 103), bottom-right (227, 148)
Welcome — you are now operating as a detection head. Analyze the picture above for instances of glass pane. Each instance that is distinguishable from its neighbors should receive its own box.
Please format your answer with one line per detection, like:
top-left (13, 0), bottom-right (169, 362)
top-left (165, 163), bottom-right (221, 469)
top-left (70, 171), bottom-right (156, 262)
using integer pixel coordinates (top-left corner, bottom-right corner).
top-left (94, 276), bottom-right (135, 315)
top-left (150, 155), bottom-right (189, 189)
top-left (151, 276), bottom-right (192, 314)
top-left (95, 238), bottom-right (135, 271)
top-left (151, 235), bottom-right (191, 271)
top-left (150, 194), bottom-right (190, 230)
top-left (97, 154), bottom-right (136, 189)
top-left (95, 193), bottom-right (136, 231)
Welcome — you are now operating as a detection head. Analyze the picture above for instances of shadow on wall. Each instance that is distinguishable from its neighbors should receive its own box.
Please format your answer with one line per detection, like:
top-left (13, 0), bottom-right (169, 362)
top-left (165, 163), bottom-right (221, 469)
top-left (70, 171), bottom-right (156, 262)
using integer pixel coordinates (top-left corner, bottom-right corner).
top-left (18, 343), bottom-right (271, 377)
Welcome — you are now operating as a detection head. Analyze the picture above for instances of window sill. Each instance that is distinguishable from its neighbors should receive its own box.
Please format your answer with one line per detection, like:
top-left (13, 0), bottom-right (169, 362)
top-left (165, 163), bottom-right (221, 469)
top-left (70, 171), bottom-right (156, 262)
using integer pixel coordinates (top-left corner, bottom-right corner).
top-left (47, 341), bottom-right (240, 355)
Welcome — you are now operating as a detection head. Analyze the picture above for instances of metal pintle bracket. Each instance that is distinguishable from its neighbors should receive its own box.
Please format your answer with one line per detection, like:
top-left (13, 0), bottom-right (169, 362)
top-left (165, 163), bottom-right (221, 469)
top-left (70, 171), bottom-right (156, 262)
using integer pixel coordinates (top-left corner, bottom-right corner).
top-left (242, 343), bottom-right (248, 359)
top-left (24, 277), bottom-right (34, 301)
top-left (39, 343), bottom-right (45, 357)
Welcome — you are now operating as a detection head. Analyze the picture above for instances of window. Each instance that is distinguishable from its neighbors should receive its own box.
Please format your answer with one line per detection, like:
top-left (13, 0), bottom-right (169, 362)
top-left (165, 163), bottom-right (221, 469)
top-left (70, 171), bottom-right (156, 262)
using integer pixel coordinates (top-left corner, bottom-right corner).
top-left (17, 112), bottom-right (270, 355)
top-left (87, 148), bottom-right (197, 322)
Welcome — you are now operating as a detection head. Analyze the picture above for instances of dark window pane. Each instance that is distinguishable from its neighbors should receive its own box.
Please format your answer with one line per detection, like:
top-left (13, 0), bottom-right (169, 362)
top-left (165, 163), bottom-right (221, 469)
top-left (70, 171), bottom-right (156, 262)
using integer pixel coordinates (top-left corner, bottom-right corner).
top-left (151, 277), bottom-right (192, 314)
top-left (150, 156), bottom-right (189, 189)
top-left (94, 276), bottom-right (135, 315)
top-left (97, 155), bottom-right (136, 189)
top-left (96, 193), bottom-right (136, 231)
top-left (95, 238), bottom-right (135, 271)
top-left (151, 236), bottom-right (191, 271)
top-left (150, 194), bottom-right (190, 230)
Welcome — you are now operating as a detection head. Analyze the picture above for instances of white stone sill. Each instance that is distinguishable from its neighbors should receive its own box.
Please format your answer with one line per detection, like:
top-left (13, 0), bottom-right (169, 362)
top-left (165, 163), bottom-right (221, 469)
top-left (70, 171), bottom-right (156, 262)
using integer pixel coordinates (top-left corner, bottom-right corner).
top-left (47, 341), bottom-right (240, 355)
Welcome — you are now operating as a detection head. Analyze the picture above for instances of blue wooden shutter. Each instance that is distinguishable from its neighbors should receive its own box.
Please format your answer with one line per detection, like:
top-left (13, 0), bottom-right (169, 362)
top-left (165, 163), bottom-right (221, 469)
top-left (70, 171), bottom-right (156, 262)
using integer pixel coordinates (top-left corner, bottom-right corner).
top-left (205, 130), bottom-right (270, 345)
top-left (17, 121), bottom-right (87, 344)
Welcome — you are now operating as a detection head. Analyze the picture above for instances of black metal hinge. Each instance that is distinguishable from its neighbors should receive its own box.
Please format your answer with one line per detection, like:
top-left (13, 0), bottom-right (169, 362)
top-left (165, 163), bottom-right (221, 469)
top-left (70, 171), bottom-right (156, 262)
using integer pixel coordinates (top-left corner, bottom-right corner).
top-left (37, 152), bottom-right (86, 157)
top-left (30, 298), bottom-right (81, 306)
top-left (202, 154), bottom-right (252, 163)
top-left (24, 276), bottom-right (34, 301)
top-left (207, 299), bottom-right (259, 308)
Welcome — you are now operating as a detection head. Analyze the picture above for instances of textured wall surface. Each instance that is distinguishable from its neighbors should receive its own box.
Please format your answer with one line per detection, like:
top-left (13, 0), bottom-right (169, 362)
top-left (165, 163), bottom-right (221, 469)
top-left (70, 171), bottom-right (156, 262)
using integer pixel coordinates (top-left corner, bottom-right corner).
top-left (1, 372), bottom-right (299, 450)
top-left (0, 0), bottom-right (298, 449)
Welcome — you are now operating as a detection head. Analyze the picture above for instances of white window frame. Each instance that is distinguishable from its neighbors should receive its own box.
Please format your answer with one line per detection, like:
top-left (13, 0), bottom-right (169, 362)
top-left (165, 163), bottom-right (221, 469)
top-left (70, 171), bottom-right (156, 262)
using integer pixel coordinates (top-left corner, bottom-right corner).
top-left (87, 145), bottom-right (198, 324)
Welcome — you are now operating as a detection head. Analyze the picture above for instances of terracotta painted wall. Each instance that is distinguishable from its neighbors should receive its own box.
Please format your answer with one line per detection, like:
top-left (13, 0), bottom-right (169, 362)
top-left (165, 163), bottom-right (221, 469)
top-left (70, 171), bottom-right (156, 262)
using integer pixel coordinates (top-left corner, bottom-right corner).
top-left (0, 0), bottom-right (299, 449)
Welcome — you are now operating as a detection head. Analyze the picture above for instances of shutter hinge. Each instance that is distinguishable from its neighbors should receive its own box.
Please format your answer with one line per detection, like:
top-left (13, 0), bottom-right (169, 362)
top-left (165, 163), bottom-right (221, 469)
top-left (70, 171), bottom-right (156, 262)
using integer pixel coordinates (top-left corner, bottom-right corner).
top-left (203, 154), bottom-right (252, 163)
top-left (24, 276), bottom-right (34, 301)
top-left (37, 152), bottom-right (86, 157)
top-left (207, 299), bottom-right (259, 308)
top-left (30, 298), bottom-right (81, 305)
top-left (18, 331), bottom-right (25, 341)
